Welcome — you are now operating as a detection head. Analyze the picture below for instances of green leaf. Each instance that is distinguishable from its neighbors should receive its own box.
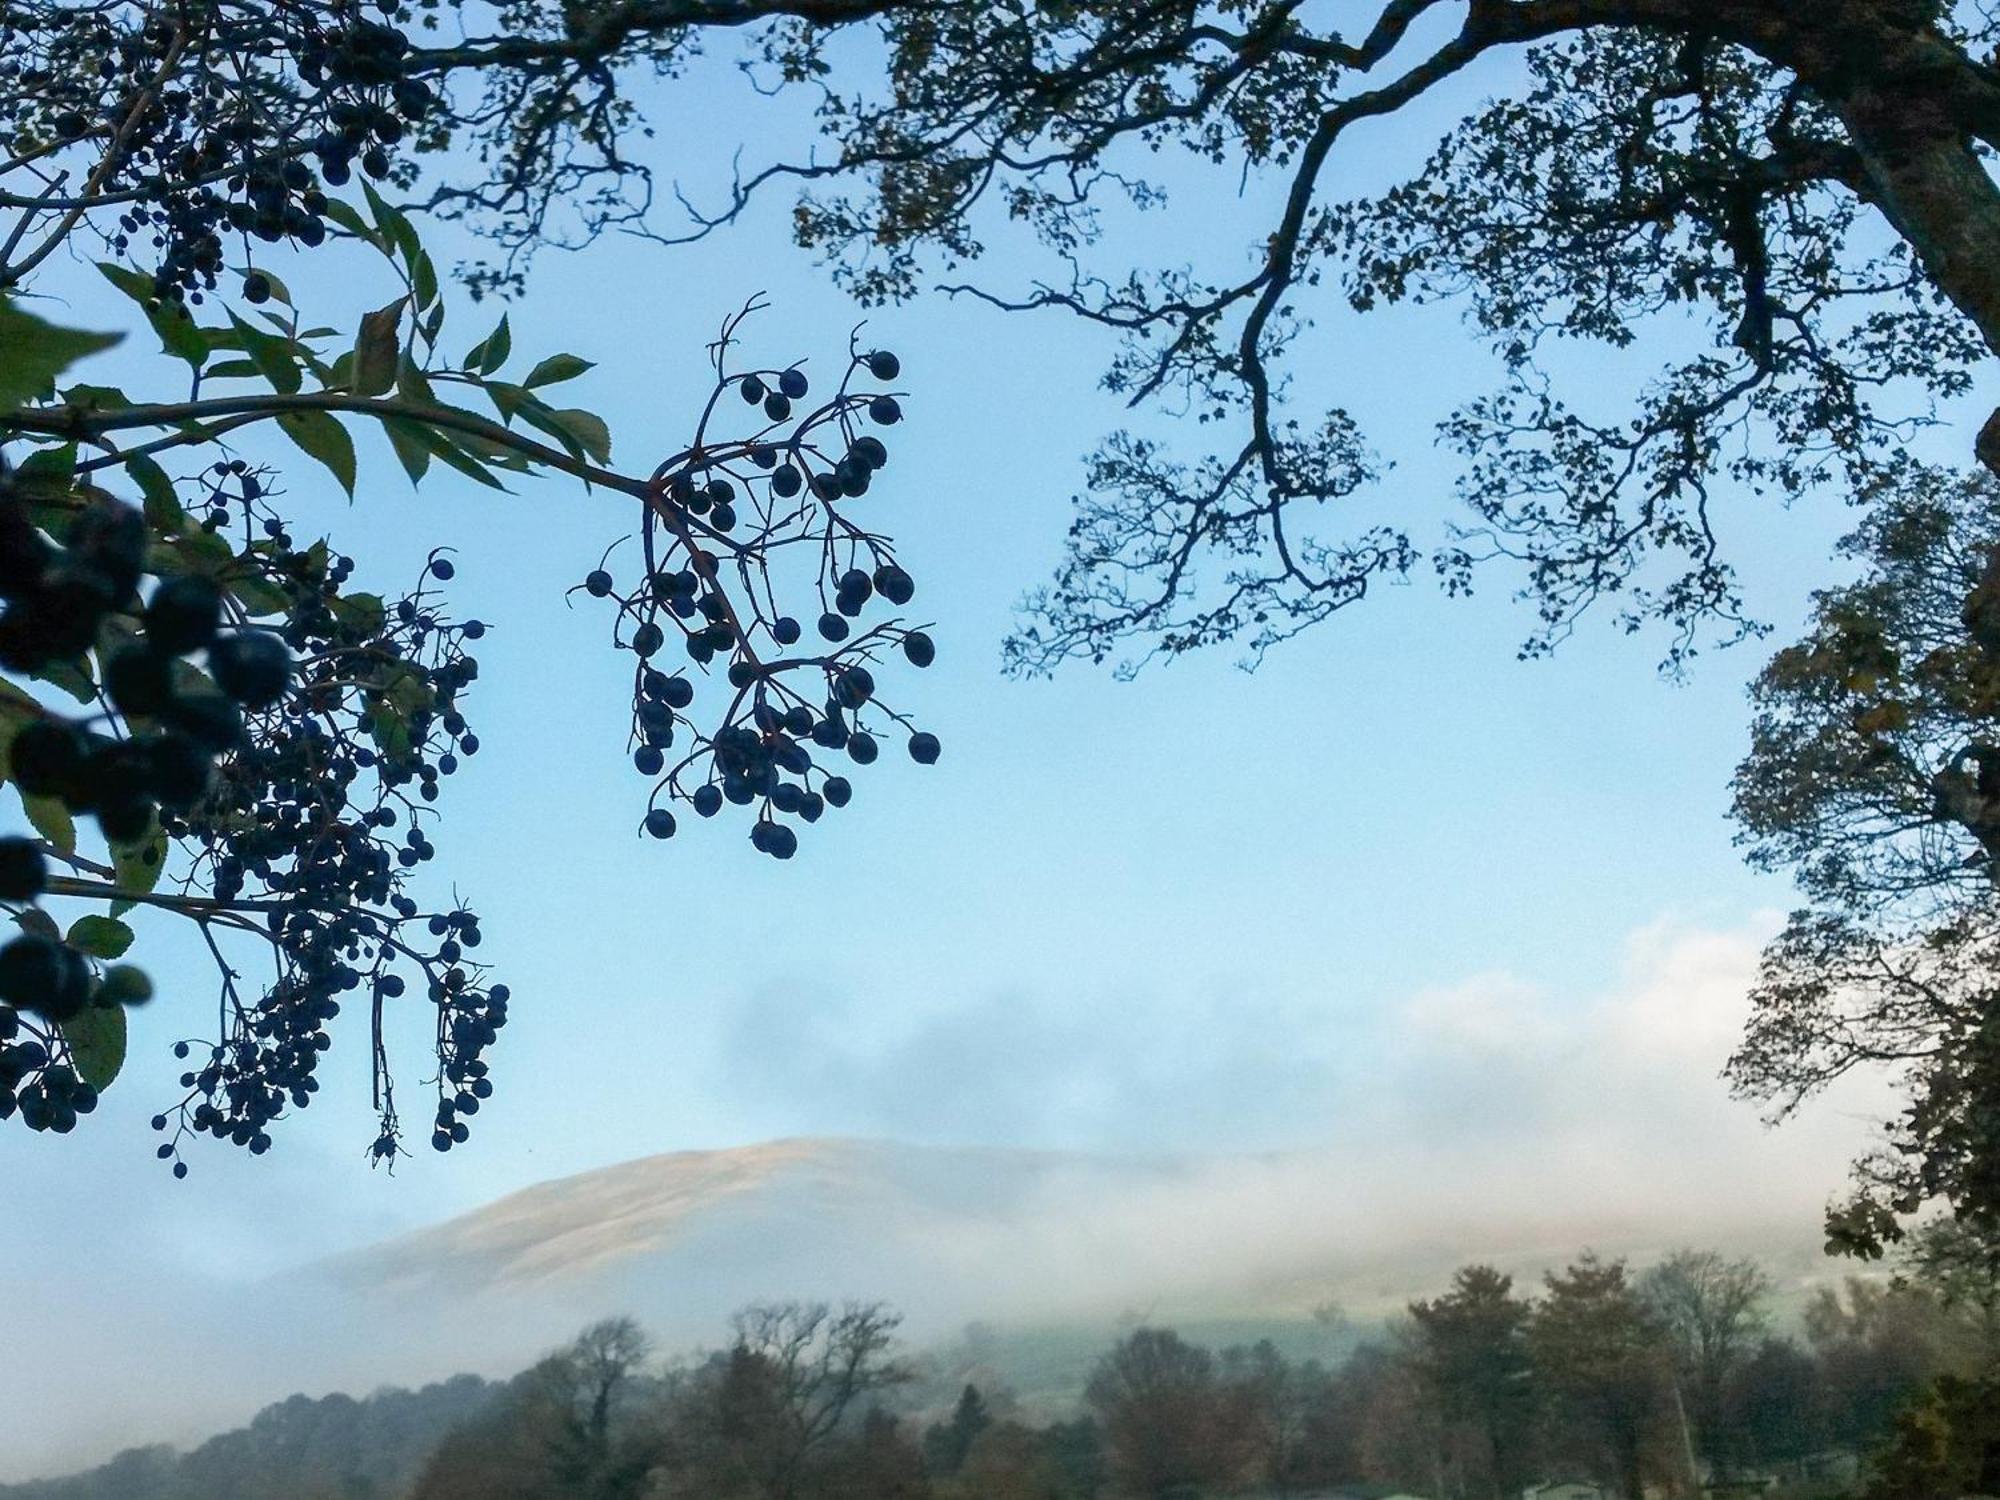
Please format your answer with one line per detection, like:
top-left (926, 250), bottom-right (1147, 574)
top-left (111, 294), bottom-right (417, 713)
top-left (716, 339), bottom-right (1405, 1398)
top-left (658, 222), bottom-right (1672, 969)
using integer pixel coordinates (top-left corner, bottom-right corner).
top-left (383, 415), bottom-right (433, 485)
top-left (60, 1003), bottom-right (127, 1091)
top-left (111, 822), bottom-right (166, 896)
top-left (412, 251), bottom-right (439, 311)
top-left (66, 915), bottom-right (134, 959)
top-left (96, 263), bottom-right (206, 367)
top-left (546, 408), bottom-right (611, 464)
top-left (353, 298), bottom-right (404, 397)
top-left (31, 657), bottom-right (95, 705)
top-left (396, 357), bottom-right (439, 405)
top-left (482, 380), bottom-right (531, 423)
top-left (21, 790), bottom-right (74, 854)
top-left (228, 313), bottom-right (303, 395)
top-left (433, 404), bottom-right (529, 468)
top-left (331, 591), bottom-right (387, 637)
top-left (17, 444), bottom-right (76, 486)
top-left (514, 400), bottom-right (588, 465)
top-left (14, 908), bottom-right (59, 941)
top-left (277, 409), bottom-right (357, 496)
top-left (97, 964), bottom-right (152, 1006)
top-left (60, 383), bottom-right (131, 412)
top-left (416, 429), bottom-right (510, 491)
top-left (465, 314), bottom-right (511, 376)
top-left (0, 301), bottom-right (122, 408)
top-left (362, 179), bottom-right (422, 266)
top-left (321, 199), bottom-right (375, 243)
top-left (227, 572), bottom-right (291, 617)
top-left (523, 354), bottom-right (593, 388)
top-left (126, 454), bottom-right (184, 530)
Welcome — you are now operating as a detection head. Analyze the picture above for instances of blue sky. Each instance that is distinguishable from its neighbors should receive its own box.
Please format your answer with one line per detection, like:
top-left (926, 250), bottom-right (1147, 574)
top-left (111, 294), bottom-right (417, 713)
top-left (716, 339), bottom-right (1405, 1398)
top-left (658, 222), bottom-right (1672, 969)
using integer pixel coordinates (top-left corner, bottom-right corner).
top-left (2, 27), bottom-right (1980, 1471)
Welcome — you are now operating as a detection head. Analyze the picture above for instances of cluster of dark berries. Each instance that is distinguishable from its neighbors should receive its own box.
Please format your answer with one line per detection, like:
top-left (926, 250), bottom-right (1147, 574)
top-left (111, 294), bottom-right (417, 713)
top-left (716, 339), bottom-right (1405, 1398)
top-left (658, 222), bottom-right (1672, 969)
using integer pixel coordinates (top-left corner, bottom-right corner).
top-left (0, 438), bottom-right (502, 1167)
top-left (0, 456), bottom-right (292, 846)
top-left (580, 322), bottom-right (939, 859)
top-left (0, 3), bottom-right (432, 308)
top-left (0, 1043), bottom-right (99, 1135)
top-left (145, 532), bottom-right (503, 1173)
top-left (0, 452), bottom-right (299, 1134)
top-left (428, 903), bottom-right (505, 1154)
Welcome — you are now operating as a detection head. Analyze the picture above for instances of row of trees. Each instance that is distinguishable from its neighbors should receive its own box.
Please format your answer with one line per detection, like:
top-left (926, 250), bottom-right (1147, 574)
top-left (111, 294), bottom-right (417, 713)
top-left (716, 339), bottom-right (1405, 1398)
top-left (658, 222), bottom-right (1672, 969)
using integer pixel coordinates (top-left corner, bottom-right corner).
top-left (1075, 1245), bottom-right (1997, 1500)
top-left (398, 1236), bottom-right (2000, 1500)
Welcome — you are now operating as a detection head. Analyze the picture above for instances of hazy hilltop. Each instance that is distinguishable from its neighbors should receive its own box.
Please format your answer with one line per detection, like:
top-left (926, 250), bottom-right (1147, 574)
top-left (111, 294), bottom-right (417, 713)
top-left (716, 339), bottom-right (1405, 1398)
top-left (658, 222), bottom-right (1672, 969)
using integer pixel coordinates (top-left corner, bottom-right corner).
top-left (333, 1135), bottom-right (1837, 1334)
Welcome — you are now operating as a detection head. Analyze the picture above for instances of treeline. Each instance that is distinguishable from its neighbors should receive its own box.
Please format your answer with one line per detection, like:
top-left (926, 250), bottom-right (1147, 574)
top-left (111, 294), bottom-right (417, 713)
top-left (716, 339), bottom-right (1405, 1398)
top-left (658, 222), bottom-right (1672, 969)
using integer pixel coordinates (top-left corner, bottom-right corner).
top-left (404, 1242), bottom-right (2000, 1500)
top-left (0, 1375), bottom-right (499, 1500)
top-left (18, 1232), bottom-right (2000, 1500)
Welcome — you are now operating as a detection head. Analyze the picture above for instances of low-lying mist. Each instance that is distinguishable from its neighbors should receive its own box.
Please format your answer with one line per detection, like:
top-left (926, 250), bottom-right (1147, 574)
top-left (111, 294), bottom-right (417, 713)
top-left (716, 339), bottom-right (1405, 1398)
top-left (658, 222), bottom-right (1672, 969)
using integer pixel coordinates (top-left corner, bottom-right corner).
top-left (4, 917), bottom-right (1887, 1483)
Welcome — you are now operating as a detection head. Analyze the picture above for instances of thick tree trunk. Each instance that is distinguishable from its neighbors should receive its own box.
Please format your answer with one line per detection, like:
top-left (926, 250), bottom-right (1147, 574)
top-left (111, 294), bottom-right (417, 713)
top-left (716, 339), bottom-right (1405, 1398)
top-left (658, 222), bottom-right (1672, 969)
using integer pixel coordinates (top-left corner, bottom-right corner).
top-left (1775, 8), bottom-right (2000, 471)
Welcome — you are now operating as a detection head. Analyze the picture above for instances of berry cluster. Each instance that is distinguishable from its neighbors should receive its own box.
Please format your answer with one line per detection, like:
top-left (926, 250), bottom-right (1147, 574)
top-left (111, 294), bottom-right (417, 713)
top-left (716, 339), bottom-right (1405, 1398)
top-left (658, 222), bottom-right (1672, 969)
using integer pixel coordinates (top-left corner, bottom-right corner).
top-left (149, 525), bottom-right (504, 1171)
top-left (0, 2), bottom-right (432, 306)
top-left (0, 1026), bottom-right (108, 1135)
top-left (0, 440), bottom-right (502, 1166)
top-left (0, 453), bottom-right (285, 1132)
top-left (580, 314), bottom-right (939, 858)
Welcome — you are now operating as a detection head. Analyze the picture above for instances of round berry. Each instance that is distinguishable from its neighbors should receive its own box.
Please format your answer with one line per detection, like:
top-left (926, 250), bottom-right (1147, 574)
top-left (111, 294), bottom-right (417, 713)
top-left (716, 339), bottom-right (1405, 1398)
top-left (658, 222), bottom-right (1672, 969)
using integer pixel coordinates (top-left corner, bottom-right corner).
top-left (9, 722), bottom-right (81, 798)
top-left (208, 632), bottom-right (292, 708)
top-left (0, 838), bottom-right (46, 902)
top-left (145, 575), bottom-right (223, 655)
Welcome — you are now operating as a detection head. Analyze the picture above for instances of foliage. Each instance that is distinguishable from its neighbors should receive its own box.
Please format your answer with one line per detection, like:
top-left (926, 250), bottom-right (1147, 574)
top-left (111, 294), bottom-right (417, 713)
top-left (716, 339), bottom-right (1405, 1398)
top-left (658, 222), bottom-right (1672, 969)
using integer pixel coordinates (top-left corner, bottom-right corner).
top-left (1860, 1372), bottom-right (2000, 1500)
top-left (1405, 1263), bottom-right (1536, 1498)
top-left (1729, 467), bottom-right (2000, 1253)
top-left (1638, 1248), bottom-right (1775, 1471)
top-left (1527, 1254), bottom-right (1674, 1500)
top-left (1082, 1327), bottom-right (1250, 1498)
top-left (0, 3), bottom-right (937, 1165)
top-left (384, 2), bottom-right (2000, 673)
